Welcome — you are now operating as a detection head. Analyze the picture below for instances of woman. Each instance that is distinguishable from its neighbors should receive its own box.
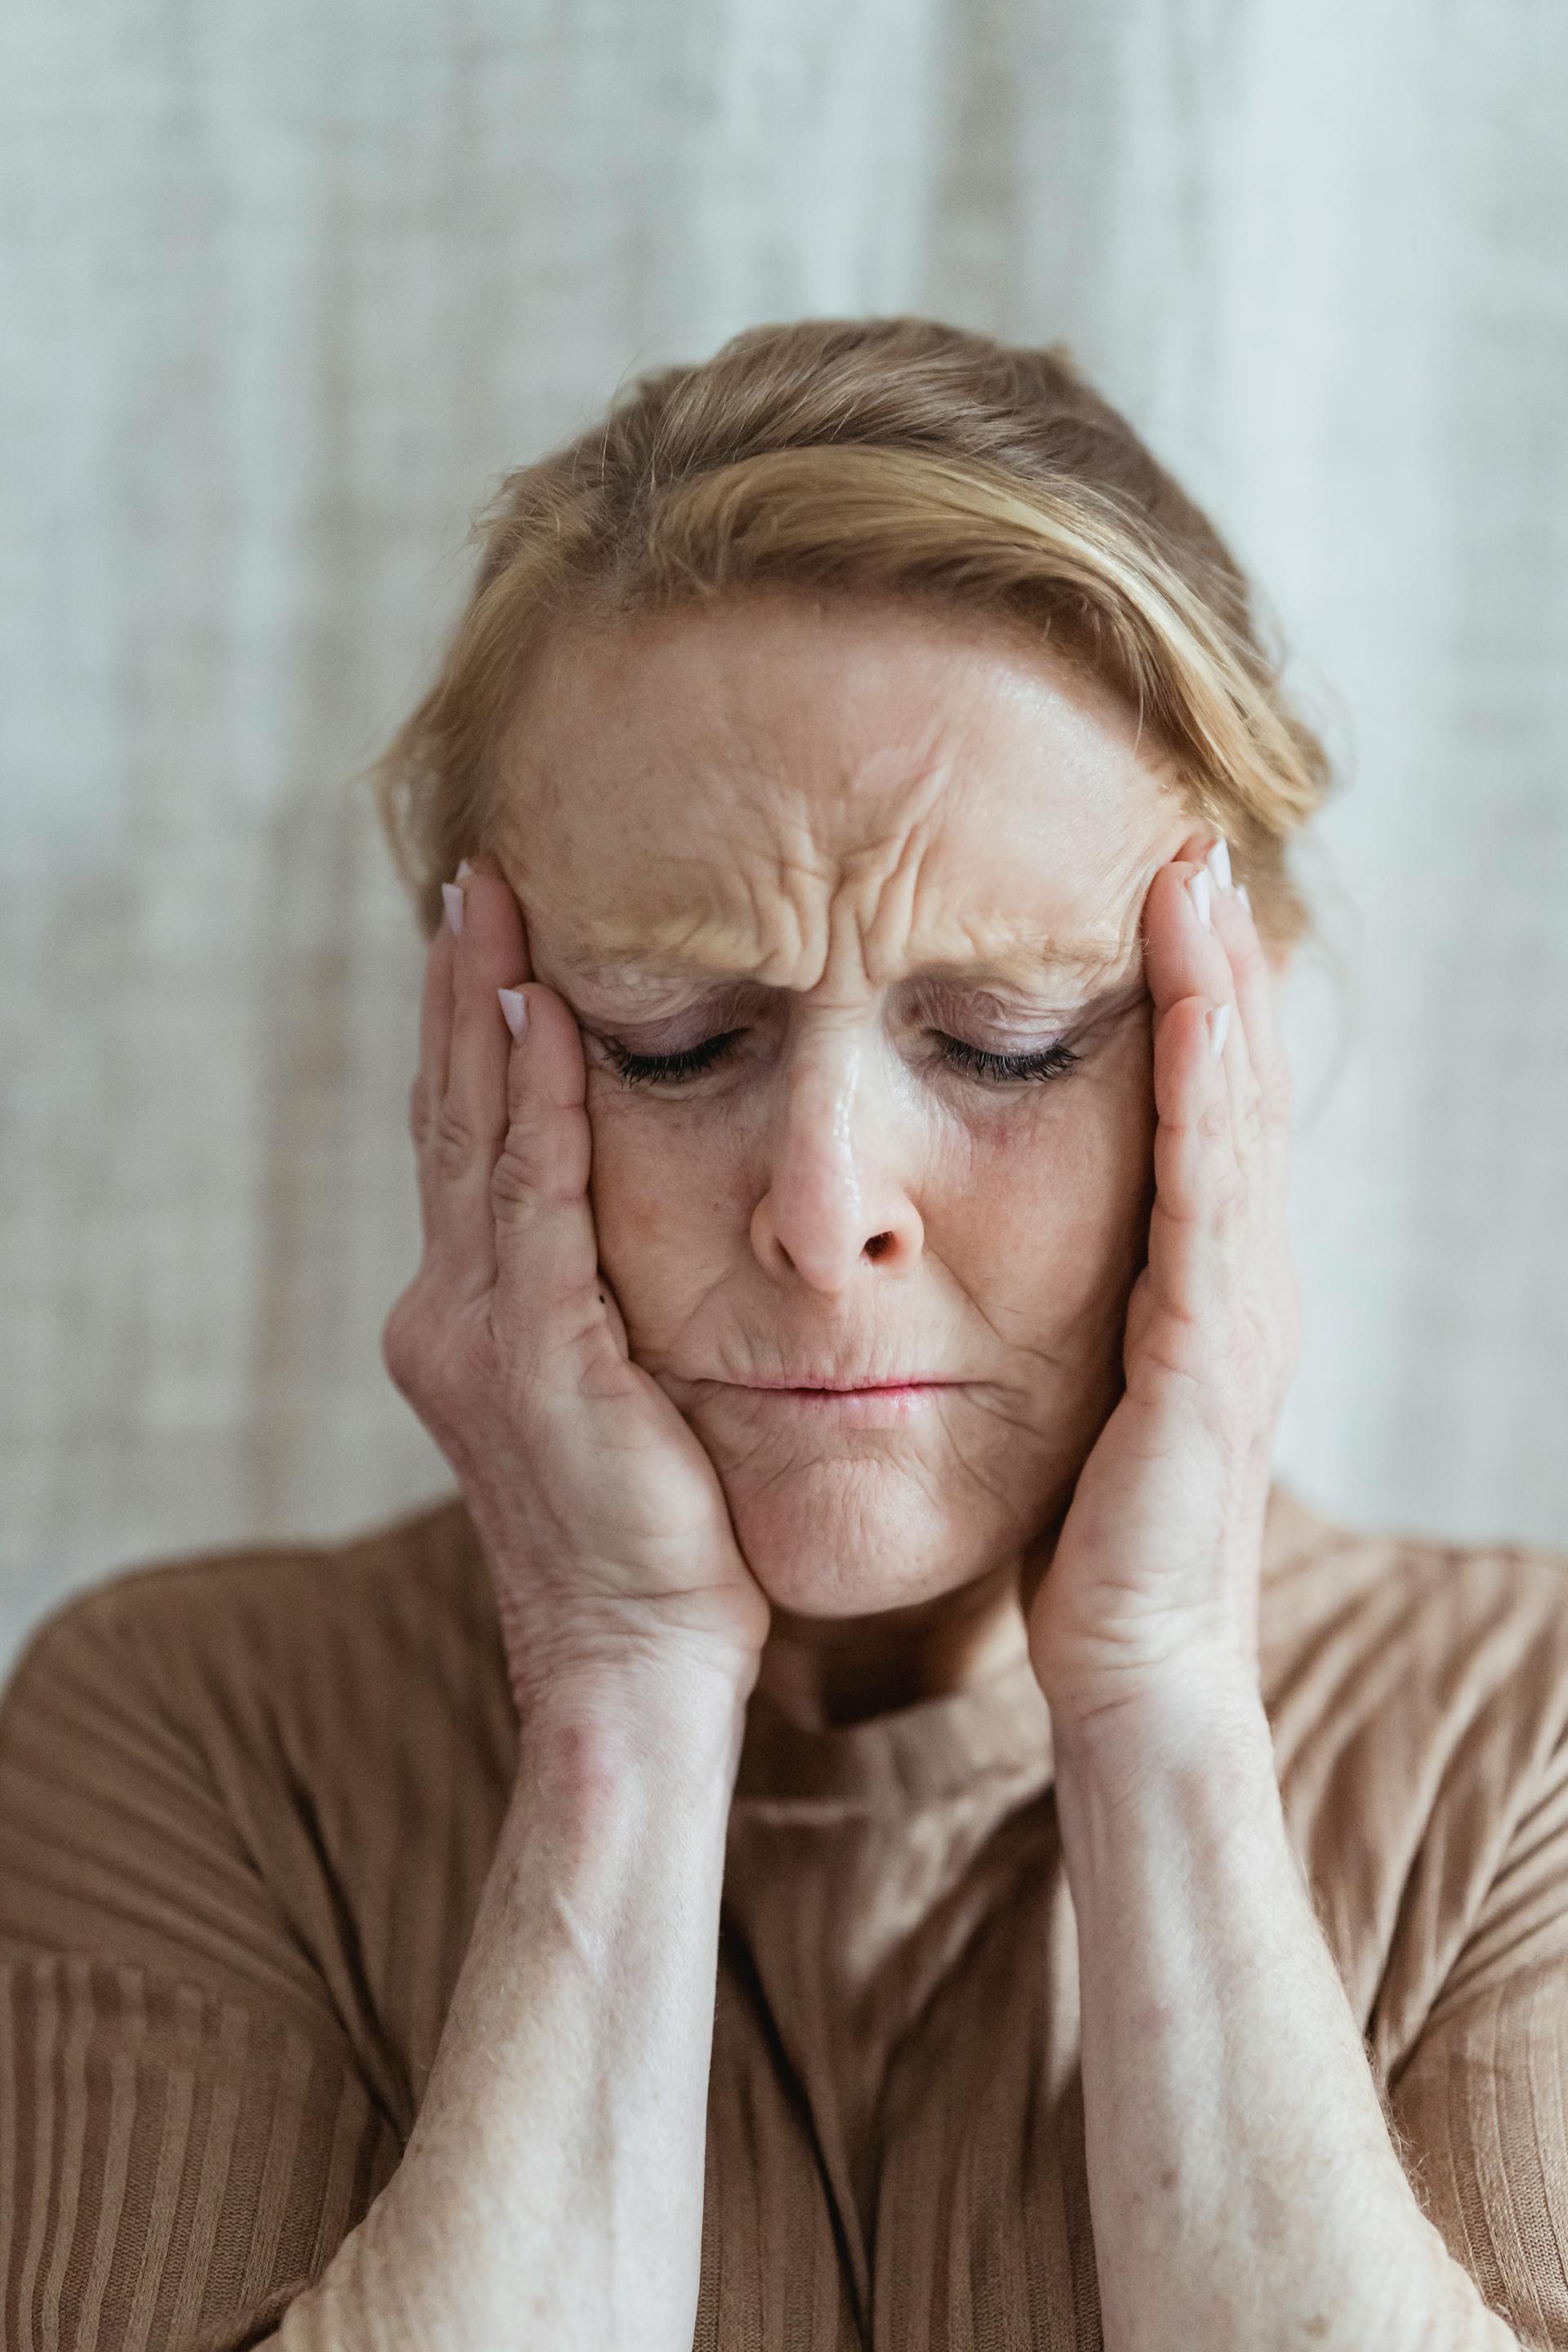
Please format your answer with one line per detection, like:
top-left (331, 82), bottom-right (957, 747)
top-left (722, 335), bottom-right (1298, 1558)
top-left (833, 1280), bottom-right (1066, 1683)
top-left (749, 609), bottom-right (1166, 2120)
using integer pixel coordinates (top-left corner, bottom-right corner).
top-left (3, 318), bottom-right (1566, 2352)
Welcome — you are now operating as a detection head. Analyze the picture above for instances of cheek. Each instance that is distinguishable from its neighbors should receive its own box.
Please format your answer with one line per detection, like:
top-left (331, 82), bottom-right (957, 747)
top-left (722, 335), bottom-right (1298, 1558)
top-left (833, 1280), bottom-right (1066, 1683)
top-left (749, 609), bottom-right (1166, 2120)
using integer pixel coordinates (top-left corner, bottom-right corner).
top-left (945, 1046), bottom-right (1156, 1344)
top-left (582, 1033), bottom-right (1157, 1354)
top-left (585, 1091), bottom-right (734, 1332)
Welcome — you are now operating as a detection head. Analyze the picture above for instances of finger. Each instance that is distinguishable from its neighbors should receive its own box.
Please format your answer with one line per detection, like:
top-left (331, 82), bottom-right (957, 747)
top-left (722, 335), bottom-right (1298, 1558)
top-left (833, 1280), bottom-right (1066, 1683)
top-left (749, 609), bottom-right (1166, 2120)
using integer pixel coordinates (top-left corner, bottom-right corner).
top-left (1149, 983), bottom-right (1243, 1333)
top-left (1150, 975), bottom-right (1241, 1229)
top-left (1181, 833), bottom-right (1292, 1223)
top-left (1140, 841), bottom-right (1237, 1036)
top-left (1209, 871), bottom-right (1294, 1156)
top-left (1138, 837), bottom-right (1250, 1327)
top-left (412, 900), bottom-right (460, 1251)
top-left (490, 982), bottom-right (619, 1384)
top-left (423, 857), bottom-right (534, 1294)
top-left (1143, 835), bottom-right (1272, 1177)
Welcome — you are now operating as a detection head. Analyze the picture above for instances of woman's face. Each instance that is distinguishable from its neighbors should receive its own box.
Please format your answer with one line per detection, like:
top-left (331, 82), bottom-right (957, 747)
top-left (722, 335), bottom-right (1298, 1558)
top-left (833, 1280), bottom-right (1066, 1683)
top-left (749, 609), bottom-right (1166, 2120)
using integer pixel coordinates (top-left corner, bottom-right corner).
top-left (496, 590), bottom-right (1200, 1633)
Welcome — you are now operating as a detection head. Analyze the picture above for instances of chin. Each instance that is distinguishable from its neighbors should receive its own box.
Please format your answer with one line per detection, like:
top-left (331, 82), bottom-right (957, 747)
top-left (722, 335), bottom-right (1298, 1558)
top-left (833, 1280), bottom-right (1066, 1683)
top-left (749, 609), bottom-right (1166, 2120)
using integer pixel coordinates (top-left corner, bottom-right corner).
top-left (719, 1456), bottom-right (1012, 1620)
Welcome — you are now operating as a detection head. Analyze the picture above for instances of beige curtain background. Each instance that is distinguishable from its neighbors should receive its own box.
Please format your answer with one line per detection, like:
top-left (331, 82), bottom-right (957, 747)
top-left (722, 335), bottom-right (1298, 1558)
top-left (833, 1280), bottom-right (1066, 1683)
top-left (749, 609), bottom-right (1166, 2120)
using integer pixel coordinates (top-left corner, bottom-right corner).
top-left (4, 0), bottom-right (1566, 1676)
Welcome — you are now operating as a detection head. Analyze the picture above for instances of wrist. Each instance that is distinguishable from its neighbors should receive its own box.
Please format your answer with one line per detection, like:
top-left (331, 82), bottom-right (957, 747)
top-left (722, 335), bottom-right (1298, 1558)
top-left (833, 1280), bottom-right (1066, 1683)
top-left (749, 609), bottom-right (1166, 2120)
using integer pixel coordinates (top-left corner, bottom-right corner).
top-left (1049, 1665), bottom-right (1274, 1810)
top-left (1050, 1674), bottom-right (1290, 1933)
top-left (515, 1654), bottom-right (754, 1805)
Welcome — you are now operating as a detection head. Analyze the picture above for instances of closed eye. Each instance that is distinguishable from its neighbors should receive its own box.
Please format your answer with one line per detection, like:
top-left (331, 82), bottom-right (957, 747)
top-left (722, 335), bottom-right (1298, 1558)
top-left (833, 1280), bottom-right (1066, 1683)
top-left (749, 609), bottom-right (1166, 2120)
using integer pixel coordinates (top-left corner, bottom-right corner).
top-left (938, 1037), bottom-right (1081, 1085)
top-left (598, 1031), bottom-right (1081, 1089)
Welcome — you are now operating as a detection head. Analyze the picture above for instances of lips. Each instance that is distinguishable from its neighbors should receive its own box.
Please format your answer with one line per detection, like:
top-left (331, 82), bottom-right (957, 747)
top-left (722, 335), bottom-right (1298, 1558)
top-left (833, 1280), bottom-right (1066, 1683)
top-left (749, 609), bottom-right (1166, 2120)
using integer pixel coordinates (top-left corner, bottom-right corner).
top-left (725, 1377), bottom-right (953, 1426)
top-left (736, 1374), bottom-right (951, 1392)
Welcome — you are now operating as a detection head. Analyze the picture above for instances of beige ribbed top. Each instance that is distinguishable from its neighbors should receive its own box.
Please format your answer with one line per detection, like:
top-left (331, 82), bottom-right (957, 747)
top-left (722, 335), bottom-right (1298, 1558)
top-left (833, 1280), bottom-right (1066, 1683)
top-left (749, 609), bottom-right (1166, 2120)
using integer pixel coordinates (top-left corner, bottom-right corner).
top-left (6, 1481), bottom-right (1568, 2350)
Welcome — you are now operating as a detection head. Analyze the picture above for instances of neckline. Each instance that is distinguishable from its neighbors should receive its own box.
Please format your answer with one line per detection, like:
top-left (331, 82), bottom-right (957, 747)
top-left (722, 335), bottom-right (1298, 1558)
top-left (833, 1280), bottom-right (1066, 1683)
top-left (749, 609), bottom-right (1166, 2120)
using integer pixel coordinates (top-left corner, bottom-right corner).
top-left (728, 1477), bottom-right (1326, 1811)
top-left (733, 1638), bottom-right (1052, 1808)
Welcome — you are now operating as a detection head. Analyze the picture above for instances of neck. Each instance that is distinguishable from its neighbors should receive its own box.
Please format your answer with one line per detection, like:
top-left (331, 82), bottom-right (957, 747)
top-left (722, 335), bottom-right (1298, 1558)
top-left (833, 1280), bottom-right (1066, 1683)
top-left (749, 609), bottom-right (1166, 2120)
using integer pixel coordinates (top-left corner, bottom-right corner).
top-left (752, 1553), bottom-right (1031, 1731)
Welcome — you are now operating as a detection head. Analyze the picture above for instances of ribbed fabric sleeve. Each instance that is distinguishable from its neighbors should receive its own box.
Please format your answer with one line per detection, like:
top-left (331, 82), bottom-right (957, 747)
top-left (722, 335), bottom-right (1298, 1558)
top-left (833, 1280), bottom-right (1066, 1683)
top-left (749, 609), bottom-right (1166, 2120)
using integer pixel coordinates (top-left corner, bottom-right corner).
top-left (0, 1584), bottom-right (401, 2352)
top-left (1386, 1661), bottom-right (1568, 2350)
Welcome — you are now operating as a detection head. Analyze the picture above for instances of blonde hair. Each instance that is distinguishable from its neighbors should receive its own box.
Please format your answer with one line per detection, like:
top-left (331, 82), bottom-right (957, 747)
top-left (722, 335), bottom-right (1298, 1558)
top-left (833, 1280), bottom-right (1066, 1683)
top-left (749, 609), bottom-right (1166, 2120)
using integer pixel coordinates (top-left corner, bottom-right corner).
top-left (372, 316), bottom-right (1332, 949)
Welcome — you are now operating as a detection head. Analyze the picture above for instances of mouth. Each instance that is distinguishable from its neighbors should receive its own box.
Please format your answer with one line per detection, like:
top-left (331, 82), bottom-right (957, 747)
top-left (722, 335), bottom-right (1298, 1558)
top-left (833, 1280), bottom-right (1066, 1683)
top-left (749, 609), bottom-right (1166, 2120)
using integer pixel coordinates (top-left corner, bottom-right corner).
top-left (721, 1375), bottom-right (961, 1427)
top-left (733, 1374), bottom-right (958, 1392)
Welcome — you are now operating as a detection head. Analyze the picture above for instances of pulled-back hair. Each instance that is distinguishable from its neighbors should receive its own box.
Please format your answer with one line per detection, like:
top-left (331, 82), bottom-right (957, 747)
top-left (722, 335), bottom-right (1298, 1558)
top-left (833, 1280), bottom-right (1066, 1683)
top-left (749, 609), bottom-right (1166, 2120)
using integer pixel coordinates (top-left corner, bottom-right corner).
top-left (372, 316), bottom-right (1331, 949)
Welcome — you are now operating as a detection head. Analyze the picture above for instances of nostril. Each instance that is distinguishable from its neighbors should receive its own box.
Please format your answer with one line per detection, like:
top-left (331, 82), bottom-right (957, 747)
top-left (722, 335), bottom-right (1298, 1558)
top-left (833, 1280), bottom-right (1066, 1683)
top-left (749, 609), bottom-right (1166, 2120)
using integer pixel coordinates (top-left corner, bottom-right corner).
top-left (865, 1232), bottom-right (893, 1261)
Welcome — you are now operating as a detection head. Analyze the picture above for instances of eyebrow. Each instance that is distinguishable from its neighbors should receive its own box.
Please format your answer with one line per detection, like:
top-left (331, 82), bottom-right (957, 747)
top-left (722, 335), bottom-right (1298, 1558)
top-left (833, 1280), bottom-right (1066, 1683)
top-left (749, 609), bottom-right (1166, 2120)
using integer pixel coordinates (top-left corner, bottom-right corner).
top-left (559, 939), bottom-right (1130, 996)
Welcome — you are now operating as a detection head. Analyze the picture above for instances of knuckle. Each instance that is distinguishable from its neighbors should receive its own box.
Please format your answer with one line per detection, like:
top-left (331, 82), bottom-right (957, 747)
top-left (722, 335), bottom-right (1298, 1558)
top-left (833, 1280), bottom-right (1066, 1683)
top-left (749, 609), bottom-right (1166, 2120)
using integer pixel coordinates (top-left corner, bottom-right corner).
top-left (430, 1099), bottom-right (485, 1183)
top-left (1182, 1156), bottom-right (1246, 1228)
top-left (1197, 1095), bottom-right (1232, 1147)
top-left (381, 1290), bottom-right (430, 1396)
top-left (1212, 1160), bottom-right (1247, 1214)
top-left (382, 1282), bottom-right (485, 1422)
top-left (1237, 1084), bottom-right (1267, 1155)
top-left (491, 1107), bottom-right (588, 1215)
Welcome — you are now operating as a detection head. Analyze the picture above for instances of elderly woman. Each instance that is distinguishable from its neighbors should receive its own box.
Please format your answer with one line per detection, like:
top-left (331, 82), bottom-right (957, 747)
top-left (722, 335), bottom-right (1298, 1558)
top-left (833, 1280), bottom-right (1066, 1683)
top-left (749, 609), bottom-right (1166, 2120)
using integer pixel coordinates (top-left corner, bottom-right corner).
top-left (3, 318), bottom-right (1566, 2352)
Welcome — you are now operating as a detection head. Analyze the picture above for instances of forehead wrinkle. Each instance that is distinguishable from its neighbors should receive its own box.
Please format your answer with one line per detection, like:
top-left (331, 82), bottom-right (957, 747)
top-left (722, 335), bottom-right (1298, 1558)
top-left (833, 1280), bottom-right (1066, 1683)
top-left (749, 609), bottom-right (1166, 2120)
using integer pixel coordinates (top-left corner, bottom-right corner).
top-left (559, 929), bottom-right (1128, 1000)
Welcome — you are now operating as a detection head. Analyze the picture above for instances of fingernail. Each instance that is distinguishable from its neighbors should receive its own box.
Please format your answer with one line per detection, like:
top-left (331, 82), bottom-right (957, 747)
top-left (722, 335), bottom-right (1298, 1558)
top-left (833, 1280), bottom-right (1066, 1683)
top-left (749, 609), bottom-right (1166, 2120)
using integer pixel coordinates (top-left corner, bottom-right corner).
top-left (1187, 867), bottom-right (1213, 930)
top-left (456, 858), bottom-right (475, 882)
top-left (442, 881), bottom-right (465, 938)
top-left (1207, 1004), bottom-right (1231, 1059)
top-left (497, 987), bottom-right (528, 1040)
top-left (1236, 882), bottom-right (1253, 916)
top-left (1205, 835), bottom-right (1232, 892)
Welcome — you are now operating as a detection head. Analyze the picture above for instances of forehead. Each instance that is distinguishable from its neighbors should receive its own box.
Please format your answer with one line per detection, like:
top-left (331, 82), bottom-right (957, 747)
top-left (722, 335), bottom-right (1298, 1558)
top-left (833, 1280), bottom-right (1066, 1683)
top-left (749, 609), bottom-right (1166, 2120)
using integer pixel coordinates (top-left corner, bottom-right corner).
top-left (493, 593), bottom-right (1184, 989)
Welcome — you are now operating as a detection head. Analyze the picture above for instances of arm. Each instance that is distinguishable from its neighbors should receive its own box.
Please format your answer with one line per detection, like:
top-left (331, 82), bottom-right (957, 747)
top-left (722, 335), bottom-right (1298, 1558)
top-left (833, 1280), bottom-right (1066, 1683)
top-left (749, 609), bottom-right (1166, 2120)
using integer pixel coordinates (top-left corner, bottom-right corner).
top-left (263, 854), bottom-right (769, 2345)
top-left (1022, 838), bottom-right (1532, 2351)
top-left (265, 1659), bottom-right (745, 2352)
top-left (0, 854), bottom-right (769, 2351)
top-left (0, 1579), bottom-right (742, 2352)
top-left (1054, 1682), bottom-right (1521, 2352)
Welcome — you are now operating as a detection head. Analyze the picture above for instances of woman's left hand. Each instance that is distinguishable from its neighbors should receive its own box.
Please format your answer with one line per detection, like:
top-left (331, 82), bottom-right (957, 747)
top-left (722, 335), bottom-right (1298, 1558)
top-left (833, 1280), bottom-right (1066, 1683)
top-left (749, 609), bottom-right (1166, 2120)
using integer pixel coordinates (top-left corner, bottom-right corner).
top-left (1023, 830), bottom-right (1303, 1740)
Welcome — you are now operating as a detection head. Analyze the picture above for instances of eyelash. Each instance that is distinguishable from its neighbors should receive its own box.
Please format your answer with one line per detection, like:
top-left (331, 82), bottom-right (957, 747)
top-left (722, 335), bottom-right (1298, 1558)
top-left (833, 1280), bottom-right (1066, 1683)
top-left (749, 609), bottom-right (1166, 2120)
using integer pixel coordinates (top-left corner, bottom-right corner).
top-left (599, 1031), bottom-right (1082, 1089)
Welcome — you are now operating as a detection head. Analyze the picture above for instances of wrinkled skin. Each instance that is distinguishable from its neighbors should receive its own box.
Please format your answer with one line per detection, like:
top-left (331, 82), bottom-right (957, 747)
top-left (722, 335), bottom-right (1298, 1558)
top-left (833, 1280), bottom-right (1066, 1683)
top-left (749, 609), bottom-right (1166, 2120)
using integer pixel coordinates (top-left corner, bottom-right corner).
top-left (482, 590), bottom-right (1248, 1728)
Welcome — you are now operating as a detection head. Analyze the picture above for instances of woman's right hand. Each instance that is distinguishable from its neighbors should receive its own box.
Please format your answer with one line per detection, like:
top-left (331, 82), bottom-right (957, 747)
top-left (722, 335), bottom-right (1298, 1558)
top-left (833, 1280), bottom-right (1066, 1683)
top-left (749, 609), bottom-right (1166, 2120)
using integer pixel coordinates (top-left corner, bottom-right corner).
top-left (381, 853), bottom-right (772, 1717)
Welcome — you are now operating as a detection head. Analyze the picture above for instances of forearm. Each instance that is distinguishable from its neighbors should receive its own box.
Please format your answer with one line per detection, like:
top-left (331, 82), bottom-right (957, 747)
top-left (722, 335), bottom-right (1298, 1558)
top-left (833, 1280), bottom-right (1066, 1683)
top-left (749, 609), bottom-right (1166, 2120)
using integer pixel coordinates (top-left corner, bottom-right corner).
top-left (1053, 1684), bottom-right (1521, 2352)
top-left (270, 1663), bottom-right (746, 2352)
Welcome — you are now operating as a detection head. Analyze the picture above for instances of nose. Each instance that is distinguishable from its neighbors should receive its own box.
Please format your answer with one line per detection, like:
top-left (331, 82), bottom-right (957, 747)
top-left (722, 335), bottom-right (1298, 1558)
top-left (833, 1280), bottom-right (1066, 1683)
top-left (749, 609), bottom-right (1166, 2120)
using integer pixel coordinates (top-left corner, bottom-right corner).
top-left (748, 1031), bottom-right (924, 1294)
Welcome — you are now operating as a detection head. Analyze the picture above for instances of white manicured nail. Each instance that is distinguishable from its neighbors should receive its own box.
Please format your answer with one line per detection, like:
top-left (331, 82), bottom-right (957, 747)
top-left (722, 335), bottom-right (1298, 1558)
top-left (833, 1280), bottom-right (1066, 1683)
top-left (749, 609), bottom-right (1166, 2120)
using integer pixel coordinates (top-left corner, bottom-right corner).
top-left (456, 858), bottom-right (474, 881)
top-left (1207, 1004), bottom-right (1231, 1059)
top-left (442, 882), bottom-right (465, 938)
top-left (1236, 883), bottom-right (1252, 916)
top-left (1187, 868), bottom-right (1213, 930)
top-left (498, 987), bottom-right (528, 1040)
top-left (1205, 835), bottom-right (1232, 891)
